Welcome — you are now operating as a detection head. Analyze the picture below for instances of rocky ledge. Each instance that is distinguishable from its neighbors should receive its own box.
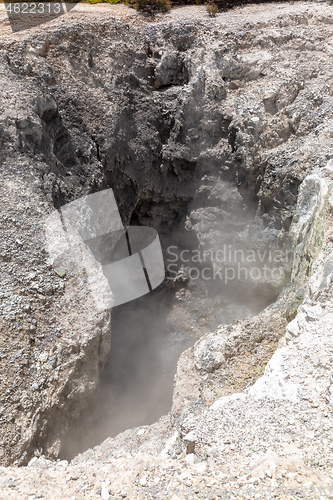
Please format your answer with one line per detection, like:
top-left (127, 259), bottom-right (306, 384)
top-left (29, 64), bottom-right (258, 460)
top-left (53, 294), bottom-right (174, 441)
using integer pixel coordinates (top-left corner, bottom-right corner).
top-left (0, 1), bottom-right (333, 499)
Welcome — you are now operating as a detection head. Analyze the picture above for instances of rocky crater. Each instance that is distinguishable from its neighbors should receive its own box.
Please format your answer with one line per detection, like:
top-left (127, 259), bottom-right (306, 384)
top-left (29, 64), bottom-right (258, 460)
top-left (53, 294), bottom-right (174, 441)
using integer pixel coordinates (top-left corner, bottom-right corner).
top-left (0, 2), bottom-right (333, 498)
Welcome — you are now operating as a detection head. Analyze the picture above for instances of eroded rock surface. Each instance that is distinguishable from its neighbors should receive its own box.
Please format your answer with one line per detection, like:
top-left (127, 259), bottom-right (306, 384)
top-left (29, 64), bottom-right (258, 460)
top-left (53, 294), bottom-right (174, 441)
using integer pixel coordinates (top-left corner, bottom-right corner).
top-left (0, 1), bottom-right (333, 498)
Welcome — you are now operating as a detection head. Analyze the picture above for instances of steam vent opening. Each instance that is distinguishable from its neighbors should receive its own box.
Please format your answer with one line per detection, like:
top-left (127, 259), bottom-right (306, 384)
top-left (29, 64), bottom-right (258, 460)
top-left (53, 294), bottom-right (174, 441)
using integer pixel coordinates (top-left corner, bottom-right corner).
top-left (48, 25), bottom-right (304, 460)
top-left (3, 6), bottom-right (333, 475)
top-left (62, 188), bottom-right (284, 458)
top-left (55, 32), bottom-right (299, 457)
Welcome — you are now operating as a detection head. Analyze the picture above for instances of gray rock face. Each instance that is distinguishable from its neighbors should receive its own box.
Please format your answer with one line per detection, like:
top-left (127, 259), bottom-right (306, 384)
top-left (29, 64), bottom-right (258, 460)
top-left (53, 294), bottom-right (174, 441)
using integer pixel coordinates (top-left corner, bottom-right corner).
top-left (0, 3), bottom-right (333, 492)
top-left (0, 161), bottom-right (111, 466)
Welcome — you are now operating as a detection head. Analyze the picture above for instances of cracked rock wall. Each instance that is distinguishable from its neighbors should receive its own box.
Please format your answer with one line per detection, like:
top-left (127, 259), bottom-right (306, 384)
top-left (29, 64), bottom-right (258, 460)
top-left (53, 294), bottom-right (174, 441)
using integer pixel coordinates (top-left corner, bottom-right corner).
top-left (0, 0), bottom-right (333, 473)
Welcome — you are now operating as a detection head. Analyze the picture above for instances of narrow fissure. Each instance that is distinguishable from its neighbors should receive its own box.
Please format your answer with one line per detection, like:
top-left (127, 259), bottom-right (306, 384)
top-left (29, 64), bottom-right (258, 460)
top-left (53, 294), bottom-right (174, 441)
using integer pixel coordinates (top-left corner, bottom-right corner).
top-left (6, 24), bottom-right (309, 462)
top-left (59, 167), bottom-right (287, 459)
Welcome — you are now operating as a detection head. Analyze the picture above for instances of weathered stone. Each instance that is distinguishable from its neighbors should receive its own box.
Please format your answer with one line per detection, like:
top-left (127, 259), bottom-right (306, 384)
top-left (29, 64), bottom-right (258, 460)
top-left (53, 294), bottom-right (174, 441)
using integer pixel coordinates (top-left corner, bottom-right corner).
top-left (0, 4), bottom-right (332, 499)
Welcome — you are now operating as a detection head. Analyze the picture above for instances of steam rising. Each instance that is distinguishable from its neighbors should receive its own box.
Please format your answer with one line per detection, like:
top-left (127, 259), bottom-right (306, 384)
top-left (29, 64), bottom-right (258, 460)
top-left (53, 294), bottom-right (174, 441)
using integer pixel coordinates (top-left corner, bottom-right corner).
top-left (59, 179), bottom-right (289, 459)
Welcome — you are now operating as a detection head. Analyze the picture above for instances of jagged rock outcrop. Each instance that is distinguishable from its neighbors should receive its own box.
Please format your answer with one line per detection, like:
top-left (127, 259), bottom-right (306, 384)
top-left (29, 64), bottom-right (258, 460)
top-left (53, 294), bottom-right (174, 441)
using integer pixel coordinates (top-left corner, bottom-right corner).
top-left (0, 2), bottom-right (333, 498)
top-left (0, 161), bottom-right (112, 465)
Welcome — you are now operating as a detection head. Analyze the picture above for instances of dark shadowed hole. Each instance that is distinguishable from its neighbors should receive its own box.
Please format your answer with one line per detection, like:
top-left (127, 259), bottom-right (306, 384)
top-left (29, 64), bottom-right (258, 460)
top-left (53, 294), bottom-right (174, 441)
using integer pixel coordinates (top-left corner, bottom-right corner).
top-left (60, 242), bottom-right (280, 459)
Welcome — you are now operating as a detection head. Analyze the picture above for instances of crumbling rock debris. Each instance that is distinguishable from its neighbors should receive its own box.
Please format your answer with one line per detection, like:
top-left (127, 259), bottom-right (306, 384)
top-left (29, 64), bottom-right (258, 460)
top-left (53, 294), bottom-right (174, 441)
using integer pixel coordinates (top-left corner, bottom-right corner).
top-left (0, 1), bottom-right (333, 498)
